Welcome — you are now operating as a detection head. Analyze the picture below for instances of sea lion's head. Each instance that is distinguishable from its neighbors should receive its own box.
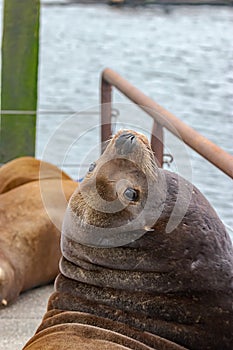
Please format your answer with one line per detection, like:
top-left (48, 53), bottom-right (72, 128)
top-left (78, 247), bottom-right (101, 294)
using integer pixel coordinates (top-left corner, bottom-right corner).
top-left (62, 130), bottom-right (167, 247)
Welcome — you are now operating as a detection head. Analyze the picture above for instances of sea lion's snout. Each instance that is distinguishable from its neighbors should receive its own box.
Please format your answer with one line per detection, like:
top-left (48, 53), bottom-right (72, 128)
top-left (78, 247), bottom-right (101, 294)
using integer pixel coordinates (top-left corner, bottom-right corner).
top-left (112, 130), bottom-right (156, 177)
top-left (115, 132), bottom-right (136, 155)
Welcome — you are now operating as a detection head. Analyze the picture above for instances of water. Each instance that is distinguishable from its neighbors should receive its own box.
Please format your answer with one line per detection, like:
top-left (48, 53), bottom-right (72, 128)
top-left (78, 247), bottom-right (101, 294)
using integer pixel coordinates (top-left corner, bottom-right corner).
top-left (1, 1), bottom-right (233, 232)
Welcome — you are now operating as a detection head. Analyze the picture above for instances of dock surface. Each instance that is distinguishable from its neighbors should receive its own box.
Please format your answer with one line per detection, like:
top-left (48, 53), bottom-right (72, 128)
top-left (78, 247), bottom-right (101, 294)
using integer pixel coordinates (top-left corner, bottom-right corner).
top-left (0, 285), bottom-right (54, 350)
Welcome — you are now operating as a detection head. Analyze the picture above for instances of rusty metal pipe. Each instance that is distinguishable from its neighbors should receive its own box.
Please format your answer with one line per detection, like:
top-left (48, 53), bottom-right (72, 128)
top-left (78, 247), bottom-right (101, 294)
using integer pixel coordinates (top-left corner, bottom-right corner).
top-left (101, 68), bottom-right (233, 179)
top-left (151, 121), bottom-right (164, 167)
top-left (100, 77), bottom-right (112, 152)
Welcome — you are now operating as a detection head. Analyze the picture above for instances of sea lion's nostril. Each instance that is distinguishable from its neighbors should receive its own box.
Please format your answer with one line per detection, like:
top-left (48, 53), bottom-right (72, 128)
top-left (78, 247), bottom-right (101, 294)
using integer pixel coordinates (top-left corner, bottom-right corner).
top-left (129, 134), bottom-right (135, 143)
top-left (115, 132), bottom-right (136, 155)
top-left (125, 133), bottom-right (135, 142)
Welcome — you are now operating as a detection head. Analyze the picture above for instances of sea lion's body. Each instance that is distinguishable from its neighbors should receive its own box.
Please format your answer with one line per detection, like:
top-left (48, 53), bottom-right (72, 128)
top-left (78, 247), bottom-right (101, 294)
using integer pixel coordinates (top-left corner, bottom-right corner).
top-left (23, 131), bottom-right (233, 350)
top-left (0, 157), bottom-right (78, 305)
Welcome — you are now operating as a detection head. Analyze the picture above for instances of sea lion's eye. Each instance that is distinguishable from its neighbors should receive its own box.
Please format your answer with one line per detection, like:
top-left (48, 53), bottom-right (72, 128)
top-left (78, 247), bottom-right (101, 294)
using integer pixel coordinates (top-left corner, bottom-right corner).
top-left (124, 188), bottom-right (138, 201)
top-left (88, 162), bottom-right (96, 172)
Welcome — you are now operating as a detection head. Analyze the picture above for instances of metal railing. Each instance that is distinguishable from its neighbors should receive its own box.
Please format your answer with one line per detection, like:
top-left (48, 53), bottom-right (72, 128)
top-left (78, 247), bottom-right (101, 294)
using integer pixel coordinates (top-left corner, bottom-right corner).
top-left (100, 67), bottom-right (233, 179)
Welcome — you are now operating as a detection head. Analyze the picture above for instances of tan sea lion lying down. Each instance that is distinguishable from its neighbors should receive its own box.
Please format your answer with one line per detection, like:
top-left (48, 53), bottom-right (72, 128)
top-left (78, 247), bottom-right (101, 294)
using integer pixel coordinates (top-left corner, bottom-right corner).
top-left (23, 130), bottom-right (233, 350)
top-left (0, 157), bottom-right (78, 306)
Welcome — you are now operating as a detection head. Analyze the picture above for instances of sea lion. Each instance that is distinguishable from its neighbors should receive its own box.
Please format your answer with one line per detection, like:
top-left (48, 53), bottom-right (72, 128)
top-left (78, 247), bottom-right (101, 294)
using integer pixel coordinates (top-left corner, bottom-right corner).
top-left (0, 157), bottom-right (78, 306)
top-left (23, 130), bottom-right (233, 350)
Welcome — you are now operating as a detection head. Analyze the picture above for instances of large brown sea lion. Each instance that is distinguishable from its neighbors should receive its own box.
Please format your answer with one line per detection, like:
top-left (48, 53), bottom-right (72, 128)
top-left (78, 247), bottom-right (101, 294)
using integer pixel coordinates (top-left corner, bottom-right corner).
top-left (23, 130), bottom-right (233, 350)
top-left (0, 157), bottom-right (78, 306)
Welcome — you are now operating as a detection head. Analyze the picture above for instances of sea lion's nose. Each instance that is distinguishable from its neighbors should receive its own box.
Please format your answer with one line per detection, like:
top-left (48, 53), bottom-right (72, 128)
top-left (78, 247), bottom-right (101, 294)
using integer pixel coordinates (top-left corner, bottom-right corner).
top-left (115, 132), bottom-right (136, 155)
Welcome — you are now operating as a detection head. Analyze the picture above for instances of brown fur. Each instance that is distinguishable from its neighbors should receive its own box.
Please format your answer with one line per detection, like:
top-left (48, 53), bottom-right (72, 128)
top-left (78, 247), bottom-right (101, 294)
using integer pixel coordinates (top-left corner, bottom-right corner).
top-left (0, 156), bottom-right (71, 194)
top-left (0, 157), bottom-right (77, 305)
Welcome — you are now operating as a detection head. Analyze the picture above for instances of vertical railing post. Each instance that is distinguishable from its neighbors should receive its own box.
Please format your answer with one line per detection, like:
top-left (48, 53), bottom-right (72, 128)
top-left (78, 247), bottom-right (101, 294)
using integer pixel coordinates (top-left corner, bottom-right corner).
top-left (151, 121), bottom-right (164, 167)
top-left (101, 74), bottom-right (112, 153)
top-left (0, 0), bottom-right (40, 163)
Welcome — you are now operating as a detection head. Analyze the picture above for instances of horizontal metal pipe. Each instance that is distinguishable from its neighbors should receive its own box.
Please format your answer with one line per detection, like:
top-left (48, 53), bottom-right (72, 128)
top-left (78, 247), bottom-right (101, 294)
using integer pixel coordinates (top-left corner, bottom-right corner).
top-left (0, 110), bottom-right (101, 115)
top-left (102, 68), bottom-right (233, 179)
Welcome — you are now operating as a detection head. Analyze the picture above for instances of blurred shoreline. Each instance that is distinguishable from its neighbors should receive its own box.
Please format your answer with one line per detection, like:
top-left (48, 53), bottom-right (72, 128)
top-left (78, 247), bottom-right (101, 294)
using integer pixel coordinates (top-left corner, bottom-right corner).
top-left (42, 0), bottom-right (233, 7)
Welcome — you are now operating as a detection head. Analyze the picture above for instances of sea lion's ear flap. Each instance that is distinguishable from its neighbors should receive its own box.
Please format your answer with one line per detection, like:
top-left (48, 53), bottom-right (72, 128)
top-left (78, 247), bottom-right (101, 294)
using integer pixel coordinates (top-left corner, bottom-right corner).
top-left (144, 226), bottom-right (154, 232)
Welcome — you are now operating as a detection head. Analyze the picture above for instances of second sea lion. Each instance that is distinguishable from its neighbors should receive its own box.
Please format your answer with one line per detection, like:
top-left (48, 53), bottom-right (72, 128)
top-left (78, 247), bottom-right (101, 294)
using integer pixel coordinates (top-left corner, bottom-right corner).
top-left (0, 157), bottom-right (78, 306)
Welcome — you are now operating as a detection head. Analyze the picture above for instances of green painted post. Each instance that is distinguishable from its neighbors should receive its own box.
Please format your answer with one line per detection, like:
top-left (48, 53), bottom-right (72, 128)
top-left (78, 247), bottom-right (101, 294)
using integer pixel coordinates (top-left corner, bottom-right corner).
top-left (0, 0), bottom-right (40, 163)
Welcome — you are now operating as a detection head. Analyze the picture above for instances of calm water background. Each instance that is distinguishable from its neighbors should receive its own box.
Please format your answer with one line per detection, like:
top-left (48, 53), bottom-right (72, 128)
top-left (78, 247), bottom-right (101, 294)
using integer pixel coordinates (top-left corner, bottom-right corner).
top-left (1, 1), bottom-right (233, 232)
